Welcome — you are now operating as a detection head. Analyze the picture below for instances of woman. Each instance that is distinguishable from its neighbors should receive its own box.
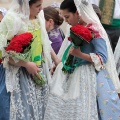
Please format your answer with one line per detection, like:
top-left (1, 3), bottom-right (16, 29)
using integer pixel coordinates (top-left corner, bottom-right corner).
top-left (0, 0), bottom-right (60, 119)
top-left (43, 6), bottom-right (64, 54)
top-left (44, 0), bottom-right (120, 119)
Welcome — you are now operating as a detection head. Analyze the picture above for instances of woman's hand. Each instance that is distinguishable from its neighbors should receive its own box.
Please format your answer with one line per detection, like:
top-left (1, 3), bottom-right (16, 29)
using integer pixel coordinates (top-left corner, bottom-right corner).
top-left (8, 57), bottom-right (41, 79)
top-left (24, 62), bottom-right (41, 79)
top-left (69, 46), bottom-right (92, 62)
top-left (69, 47), bottom-right (82, 57)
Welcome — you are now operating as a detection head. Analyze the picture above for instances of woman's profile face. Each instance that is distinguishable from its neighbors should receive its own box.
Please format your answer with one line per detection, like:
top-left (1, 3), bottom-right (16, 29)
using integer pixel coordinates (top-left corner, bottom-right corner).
top-left (60, 9), bottom-right (79, 26)
top-left (30, 0), bottom-right (43, 18)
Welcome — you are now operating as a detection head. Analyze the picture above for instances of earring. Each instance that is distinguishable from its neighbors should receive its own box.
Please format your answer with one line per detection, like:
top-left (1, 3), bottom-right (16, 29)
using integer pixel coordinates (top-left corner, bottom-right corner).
top-left (78, 17), bottom-right (80, 24)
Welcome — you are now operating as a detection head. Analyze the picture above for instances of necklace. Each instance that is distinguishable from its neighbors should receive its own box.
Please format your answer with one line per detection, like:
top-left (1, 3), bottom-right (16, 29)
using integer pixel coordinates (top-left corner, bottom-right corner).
top-left (28, 19), bottom-right (40, 32)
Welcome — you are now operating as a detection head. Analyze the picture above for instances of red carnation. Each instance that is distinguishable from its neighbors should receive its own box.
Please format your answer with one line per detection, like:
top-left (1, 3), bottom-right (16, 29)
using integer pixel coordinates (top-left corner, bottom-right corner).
top-left (6, 32), bottom-right (33, 53)
top-left (70, 24), bottom-right (93, 43)
top-left (68, 37), bottom-right (72, 41)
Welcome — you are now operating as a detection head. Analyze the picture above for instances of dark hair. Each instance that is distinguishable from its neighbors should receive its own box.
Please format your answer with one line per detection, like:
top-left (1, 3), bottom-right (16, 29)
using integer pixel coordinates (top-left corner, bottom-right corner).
top-left (60, 0), bottom-right (77, 13)
top-left (29, 0), bottom-right (39, 6)
top-left (92, 4), bottom-right (101, 20)
top-left (43, 6), bottom-right (64, 26)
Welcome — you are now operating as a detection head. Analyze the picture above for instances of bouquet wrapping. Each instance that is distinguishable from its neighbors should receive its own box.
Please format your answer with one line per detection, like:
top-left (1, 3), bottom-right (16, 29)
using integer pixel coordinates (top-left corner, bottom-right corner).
top-left (5, 32), bottom-right (46, 86)
top-left (62, 24), bottom-right (94, 74)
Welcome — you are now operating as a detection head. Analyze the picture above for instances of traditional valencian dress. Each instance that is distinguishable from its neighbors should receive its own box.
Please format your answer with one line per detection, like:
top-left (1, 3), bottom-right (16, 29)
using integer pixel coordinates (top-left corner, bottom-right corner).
top-left (0, 11), bottom-right (52, 120)
top-left (44, 24), bottom-right (120, 120)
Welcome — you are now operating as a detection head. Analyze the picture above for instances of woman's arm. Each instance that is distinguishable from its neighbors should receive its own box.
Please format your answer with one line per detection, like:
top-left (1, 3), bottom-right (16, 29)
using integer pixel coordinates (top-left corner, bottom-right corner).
top-left (69, 47), bottom-right (93, 62)
top-left (69, 38), bottom-right (108, 71)
top-left (9, 57), bottom-right (40, 78)
top-left (70, 38), bottom-right (107, 62)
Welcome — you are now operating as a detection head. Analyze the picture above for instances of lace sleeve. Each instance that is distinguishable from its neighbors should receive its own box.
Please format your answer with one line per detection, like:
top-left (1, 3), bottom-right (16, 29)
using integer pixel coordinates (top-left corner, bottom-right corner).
top-left (90, 53), bottom-right (104, 71)
top-left (90, 38), bottom-right (108, 71)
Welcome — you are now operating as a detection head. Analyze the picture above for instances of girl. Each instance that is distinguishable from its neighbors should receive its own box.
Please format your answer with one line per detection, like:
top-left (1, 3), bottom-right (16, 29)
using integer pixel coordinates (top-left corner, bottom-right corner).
top-left (43, 6), bottom-right (64, 54)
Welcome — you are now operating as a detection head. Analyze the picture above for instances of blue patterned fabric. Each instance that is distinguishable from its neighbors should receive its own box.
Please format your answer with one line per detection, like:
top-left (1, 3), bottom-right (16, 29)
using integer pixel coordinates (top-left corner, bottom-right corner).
top-left (0, 64), bottom-right (10, 120)
top-left (97, 70), bottom-right (120, 119)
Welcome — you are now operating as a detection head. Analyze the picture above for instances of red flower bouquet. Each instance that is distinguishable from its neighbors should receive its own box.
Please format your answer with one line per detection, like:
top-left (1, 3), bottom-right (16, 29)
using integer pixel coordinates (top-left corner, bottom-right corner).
top-left (70, 24), bottom-right (94, 46)
top-left (62, 24), bottom-right (94, 74)
top-left (5, 32), bottom-right (46, 86)
top-left (6, 32), bottom-right (33, 61)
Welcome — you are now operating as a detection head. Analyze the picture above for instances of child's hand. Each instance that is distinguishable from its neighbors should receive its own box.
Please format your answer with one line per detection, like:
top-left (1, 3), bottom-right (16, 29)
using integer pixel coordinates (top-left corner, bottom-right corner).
top-left (50, 65), bottom-right (56, 75)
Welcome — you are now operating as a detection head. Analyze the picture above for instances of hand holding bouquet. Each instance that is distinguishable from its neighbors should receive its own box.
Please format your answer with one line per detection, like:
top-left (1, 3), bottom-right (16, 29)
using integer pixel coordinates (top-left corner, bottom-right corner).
top-left (5, 32), bottom-right (46, 86)
top-left (62, 24), bottom-right (94, 74)
top-left (33, 71), bottom-right (46, 86)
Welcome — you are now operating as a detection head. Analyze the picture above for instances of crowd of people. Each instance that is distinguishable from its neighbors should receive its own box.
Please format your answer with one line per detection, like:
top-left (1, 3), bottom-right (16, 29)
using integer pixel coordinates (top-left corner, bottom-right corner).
top-left (0, 0), bottom-right (120, 120)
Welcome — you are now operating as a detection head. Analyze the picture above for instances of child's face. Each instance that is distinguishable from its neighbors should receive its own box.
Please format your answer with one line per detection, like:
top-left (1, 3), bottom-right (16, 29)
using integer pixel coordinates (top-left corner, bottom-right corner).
top-left (0, 13), bottom-right (3, 22)
top-left (45, 19), bottom-right (54, 32)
